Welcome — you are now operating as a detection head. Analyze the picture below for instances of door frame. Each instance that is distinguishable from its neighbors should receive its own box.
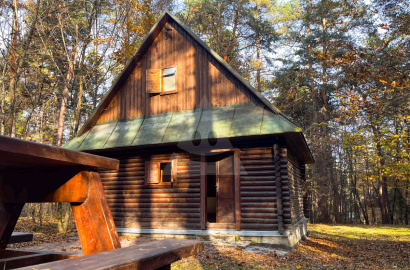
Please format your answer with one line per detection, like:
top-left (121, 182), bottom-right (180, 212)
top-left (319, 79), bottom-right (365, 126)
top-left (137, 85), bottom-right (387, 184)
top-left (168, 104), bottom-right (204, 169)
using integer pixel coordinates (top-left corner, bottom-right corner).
top-left (200, 149), bottom-right (241, 231)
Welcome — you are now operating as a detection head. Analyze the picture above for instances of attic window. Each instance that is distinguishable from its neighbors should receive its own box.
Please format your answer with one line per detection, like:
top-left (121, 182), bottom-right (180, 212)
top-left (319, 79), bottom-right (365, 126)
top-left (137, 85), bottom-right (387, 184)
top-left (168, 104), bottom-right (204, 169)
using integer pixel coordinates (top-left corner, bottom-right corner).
top-left (146, 66), bottom-right (177, 94)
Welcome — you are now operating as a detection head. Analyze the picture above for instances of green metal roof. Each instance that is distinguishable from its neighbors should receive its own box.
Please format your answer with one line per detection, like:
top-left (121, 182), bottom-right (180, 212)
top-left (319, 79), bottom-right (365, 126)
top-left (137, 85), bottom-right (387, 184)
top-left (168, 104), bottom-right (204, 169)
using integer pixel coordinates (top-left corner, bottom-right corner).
top-left (63, 103), bottom-right (301, 152)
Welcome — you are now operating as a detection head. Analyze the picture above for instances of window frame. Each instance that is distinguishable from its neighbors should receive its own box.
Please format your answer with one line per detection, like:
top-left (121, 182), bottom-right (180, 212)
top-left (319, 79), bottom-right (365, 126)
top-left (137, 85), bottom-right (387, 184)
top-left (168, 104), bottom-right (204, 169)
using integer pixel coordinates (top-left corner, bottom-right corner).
top-left (144, 159), bottom-right (177, 188)
top-left (146, 65), bottom-right (178, 95)
top-left (160, 66), bottom-right (177, 95)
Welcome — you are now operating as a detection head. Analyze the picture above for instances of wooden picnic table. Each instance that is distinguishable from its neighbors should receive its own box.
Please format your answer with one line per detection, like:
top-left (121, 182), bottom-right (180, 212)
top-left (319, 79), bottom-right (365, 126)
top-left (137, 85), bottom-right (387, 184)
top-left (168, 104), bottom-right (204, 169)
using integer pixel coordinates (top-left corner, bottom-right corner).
top-left (0, 135), bottom-right (203, 269)
top-left (0, 134), bottom-right (121, 256)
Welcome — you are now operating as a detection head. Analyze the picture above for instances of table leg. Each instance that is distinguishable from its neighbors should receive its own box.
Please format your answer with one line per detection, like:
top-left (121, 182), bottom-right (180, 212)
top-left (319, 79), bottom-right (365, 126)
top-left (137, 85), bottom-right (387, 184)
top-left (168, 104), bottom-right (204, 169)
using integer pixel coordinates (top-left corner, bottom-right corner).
top-left (0, 203), bottom-right (24, 252)
top-left (71, 171), bottom-right (121, 255)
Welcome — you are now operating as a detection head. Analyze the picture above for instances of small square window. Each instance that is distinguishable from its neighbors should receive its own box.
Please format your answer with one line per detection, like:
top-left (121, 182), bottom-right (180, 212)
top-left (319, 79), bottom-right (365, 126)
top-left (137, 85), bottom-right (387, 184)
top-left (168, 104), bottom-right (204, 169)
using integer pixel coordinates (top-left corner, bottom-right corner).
top-left (145, 160), bottom-right (177, 186)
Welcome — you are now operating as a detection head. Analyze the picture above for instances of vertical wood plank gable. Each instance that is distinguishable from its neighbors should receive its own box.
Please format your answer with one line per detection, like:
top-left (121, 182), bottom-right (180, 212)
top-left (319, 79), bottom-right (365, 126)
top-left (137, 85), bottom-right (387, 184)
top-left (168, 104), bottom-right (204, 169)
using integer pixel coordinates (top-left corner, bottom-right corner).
top-left (96, 21), bottom-right (261, 123)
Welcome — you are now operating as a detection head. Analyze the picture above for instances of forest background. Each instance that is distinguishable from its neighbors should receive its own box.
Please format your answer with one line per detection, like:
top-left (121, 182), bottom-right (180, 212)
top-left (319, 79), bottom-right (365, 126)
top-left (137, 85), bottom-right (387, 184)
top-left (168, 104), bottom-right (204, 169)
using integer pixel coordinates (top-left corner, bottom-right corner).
top-left (0, 0), bottom-right (408, 231)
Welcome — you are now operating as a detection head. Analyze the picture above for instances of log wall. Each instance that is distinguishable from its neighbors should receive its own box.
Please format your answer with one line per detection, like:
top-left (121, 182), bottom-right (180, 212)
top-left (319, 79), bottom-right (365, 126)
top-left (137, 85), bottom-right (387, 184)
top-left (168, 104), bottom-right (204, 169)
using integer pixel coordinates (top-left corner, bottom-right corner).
top-left (99, 151), bottom-right (201, 230)
top-left (287, 154), bottom-right (305, 225)
top-left (98, 143), bottom-right (301, 232)
top-left (239, 147), bottom-right (292, 231)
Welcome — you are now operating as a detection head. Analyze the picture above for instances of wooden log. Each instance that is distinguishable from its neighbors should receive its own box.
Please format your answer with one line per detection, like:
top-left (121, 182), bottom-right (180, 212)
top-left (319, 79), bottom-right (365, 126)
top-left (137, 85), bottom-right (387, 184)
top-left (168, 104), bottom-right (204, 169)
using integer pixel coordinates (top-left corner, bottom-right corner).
top-left (104, 188), bottom-right (200, 195)
top-left (110, 212), bottom-right (200, 219)
top-left (71, 172), bottom-right (121, 256)
top-left (105, 193), bottom-right (200, 199)
top-left (240, 176), bottom-right (276, 181)
top-left (101, 176), bottom-right (145, 181)
top-left (107, 198), bottom-right (200, 204)
top-left (108, 202), bottom-right (200, 208)
top-left (240, 181), bottom-right (275, 186)
top-left (240, 224), bottom-right (277, 230)
top-left (200, 155), bottom-right (206, 230)
top-left (241, 207), bottom-right (275, 213)
top-left (234, 149), bottom-right (241, 231)
top-left (240, 165), bottom-right (275, 171)
top-left (241, 192), bottom-right (276, 197)
top-left (119, 221), bottom-right (201, 229)
top-left (102, 180), bottom-right (145, 186)
top-left (240, 186), bottom-right (275, 192)
top-left (110, 207), bottom-right (200, 213)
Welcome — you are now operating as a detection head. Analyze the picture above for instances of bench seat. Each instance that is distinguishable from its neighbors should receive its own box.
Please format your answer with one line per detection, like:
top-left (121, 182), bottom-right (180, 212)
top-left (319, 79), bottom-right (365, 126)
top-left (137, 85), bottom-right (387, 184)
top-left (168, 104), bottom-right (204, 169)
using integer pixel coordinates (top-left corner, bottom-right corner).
top-left (9, 233), bottom-right (33, 244)
top-left (15, 239), bottom-right (203, 270)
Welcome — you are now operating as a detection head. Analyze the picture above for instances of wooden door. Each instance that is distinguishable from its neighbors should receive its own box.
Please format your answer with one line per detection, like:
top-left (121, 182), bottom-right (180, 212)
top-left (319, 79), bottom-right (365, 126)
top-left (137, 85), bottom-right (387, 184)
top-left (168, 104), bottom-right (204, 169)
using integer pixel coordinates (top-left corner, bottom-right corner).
top-left (216, 154), bottom-right (235, 223)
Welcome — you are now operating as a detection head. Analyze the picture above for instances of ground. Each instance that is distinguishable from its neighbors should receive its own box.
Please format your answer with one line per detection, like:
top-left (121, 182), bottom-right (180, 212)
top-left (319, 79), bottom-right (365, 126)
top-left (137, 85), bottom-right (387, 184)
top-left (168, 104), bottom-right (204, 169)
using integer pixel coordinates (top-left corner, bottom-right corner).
top-left (8, 217), bottom-right (410, 269)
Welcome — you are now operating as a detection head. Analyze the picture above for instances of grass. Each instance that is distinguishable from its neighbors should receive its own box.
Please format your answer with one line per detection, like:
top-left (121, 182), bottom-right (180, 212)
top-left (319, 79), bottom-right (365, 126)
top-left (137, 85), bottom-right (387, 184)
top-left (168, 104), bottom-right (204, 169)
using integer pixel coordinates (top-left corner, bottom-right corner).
top-left (172, 224), bottom-right (410, 270)
top-left (309, 223), bottom-right (410, 242)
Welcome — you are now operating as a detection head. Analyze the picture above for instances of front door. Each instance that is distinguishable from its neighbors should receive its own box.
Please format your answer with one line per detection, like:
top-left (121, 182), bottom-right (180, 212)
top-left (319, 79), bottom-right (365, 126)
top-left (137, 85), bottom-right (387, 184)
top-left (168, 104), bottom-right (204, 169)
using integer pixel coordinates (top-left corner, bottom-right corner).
top-left (216, 154), bottom-right (235, 223)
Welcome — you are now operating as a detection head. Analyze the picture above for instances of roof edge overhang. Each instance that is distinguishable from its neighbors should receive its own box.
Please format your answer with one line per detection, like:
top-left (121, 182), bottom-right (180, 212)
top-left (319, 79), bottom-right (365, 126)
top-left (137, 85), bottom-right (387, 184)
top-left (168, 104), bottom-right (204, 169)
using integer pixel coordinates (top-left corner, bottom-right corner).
top-left (82, 132), bottom-right (315, 164)
top-left (82, 133), bottom-right (314, 164)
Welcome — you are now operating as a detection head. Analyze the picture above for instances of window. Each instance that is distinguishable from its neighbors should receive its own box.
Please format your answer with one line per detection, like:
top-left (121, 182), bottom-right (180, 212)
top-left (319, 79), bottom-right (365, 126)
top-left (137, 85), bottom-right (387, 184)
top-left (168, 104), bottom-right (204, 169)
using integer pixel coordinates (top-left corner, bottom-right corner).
top-left (159, 162), bottom-right (172, 182)
top-left (146, 66), bottom-right (177, 94)
top-left (145, 160), bottom-right (177, 186)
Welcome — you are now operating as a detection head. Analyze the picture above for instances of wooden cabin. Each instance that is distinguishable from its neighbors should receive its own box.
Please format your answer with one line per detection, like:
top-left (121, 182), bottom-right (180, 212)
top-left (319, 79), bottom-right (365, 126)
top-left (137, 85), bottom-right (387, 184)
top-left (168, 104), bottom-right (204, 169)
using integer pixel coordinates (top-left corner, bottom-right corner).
top-left (64, 12), bottom-right (314, 247)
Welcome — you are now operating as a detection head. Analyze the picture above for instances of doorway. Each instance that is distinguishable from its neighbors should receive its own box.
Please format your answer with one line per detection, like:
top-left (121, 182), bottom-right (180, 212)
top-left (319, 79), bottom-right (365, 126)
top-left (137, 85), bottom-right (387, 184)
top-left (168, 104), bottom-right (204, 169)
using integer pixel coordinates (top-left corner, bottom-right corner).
top-left (206, 152), bottom-right (235, 226)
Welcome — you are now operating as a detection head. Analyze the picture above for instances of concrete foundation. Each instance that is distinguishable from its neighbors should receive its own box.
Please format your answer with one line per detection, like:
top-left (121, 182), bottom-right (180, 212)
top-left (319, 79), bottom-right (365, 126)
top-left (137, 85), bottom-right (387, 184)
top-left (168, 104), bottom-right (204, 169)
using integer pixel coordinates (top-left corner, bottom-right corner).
top-left (117, 218), bottom-right (308, 249)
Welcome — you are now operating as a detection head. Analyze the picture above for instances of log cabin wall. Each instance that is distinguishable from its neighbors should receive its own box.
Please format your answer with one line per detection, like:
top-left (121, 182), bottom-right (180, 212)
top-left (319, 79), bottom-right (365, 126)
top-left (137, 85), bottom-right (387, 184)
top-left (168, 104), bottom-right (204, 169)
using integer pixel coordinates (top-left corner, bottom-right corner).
top-left (97, 21), bottom-right (263, 123)
top-left (99, 150), bottom-right (201, 230)
top-left (97, 140), bottom-right (295, 232)
top-left (239, 147), bottom-right (292, 231)
top-left (287, 153), bottom-right (305, 226)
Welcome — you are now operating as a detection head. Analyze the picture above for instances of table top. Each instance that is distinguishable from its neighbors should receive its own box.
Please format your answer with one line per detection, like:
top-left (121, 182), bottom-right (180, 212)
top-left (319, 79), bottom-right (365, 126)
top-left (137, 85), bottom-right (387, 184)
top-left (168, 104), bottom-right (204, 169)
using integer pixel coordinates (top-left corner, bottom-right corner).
top-left (0, 135), bottom-right (118, 170)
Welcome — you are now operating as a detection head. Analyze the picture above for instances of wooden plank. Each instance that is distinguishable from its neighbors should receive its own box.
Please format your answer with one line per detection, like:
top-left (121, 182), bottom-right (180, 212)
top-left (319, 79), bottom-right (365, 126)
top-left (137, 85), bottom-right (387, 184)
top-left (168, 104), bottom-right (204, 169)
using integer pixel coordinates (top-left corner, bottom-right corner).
top-left (71, 172), bottom-right (121, 256)
top-left (190, 36), bottom-right (196, 110)
top-left (15, 239), bottom-right (203, 270)
top-left (217, 154), bottom-right (234, 223)
top-left (200, 155), bottom-right (206, 230)
top-left (0, 135), bottom-right (118, 170)
top-left (0, 168), bottom-right (88, 203)
top-left (234, 149), bottom-right (241, 231)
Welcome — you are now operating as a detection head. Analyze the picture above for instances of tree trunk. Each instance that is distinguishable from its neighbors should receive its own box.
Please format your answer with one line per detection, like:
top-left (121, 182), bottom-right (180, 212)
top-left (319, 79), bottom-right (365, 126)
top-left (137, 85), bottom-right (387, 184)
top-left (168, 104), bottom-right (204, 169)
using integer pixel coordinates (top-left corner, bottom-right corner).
top-left (9, 0), bottom-right (19, 137)
top-left (56, 20), bottom-right (78, 146)
top-left (223, 3), bottom-right (240, 62)
top-left (255, 3), bottom-right (261, 92)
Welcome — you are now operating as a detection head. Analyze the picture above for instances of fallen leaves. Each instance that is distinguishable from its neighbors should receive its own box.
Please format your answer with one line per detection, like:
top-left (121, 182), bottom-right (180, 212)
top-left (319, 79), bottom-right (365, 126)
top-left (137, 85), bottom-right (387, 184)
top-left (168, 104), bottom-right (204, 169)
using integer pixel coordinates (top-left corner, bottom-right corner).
top-left (173, 224), bottom-right (410, 269)
top-left (9, 218), bottom-right (410, 270)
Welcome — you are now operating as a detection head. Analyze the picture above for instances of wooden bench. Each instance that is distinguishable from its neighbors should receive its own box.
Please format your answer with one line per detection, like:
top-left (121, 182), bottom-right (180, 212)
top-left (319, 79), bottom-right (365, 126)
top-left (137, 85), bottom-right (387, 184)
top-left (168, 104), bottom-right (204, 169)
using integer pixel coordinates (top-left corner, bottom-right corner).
top-left (9, 233), bottom-right (33, 244)
top-left (14, 239), bottom-right (203, 270)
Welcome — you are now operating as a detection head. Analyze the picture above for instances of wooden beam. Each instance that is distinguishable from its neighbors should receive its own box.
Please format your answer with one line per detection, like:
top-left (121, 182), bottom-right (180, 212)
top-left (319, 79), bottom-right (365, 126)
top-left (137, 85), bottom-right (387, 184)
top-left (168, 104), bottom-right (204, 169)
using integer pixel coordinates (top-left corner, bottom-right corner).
top-left (0, 168), bottom-right (88, 203)
top-left (234, 149), bottom-right (241, 231)
top-left (71, 172), bottom-right (121, 255)
top-left (200, 155), bottom-right (207, 230)
top-left (0, 135), bottom-right (119, 170)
